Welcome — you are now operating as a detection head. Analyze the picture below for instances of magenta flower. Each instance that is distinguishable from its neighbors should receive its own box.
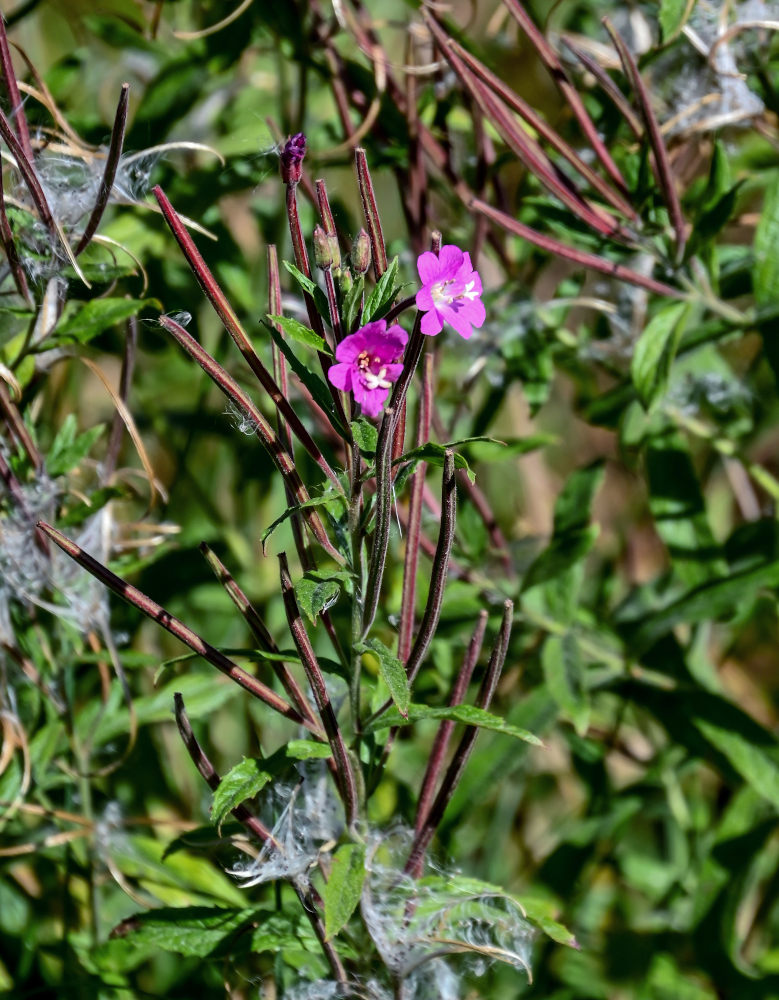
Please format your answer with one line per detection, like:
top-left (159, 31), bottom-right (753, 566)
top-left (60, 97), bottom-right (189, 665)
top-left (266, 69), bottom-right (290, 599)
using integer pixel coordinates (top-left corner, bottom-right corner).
top-left (415, 244), bottom-right (486, 339)
top-left (327, 320), bottom-right (408, 418)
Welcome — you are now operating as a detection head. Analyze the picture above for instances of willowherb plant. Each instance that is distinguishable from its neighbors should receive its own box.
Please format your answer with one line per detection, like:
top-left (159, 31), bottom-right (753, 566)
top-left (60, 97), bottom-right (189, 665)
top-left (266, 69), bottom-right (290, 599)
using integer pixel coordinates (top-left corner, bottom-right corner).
top-left (37, 128), bottom-right (571, 996)
top-left (8, 1), bottom-right (779, 997)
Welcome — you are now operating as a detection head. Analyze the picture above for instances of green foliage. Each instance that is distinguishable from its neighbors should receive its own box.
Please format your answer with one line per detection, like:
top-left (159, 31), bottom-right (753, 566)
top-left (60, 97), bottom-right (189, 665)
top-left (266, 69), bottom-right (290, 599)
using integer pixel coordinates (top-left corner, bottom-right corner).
top-left (3, 2), bottom-right (779, 999)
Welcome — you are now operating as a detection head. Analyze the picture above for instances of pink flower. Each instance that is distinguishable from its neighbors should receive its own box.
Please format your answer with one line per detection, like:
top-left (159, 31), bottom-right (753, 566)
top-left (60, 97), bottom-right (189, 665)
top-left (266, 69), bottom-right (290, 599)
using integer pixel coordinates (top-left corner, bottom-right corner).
top-left (415, 244), bottom-right (486, 339)
top-left (327, 320), bottom-right (408, 418)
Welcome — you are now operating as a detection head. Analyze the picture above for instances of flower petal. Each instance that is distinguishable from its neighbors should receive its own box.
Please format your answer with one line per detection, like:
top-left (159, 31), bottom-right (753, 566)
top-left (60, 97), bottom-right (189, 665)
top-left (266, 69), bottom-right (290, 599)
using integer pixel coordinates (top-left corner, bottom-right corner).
top-left (437, 244), bottom-right (465, 276)
top-left (417, 251), bottom-right (441, 285)
top-left (420, 308), bottom-right (443, 336)
top-left (327, 361), bottom-right (353, 391)
top-left (353, 379), bottom-right (387, 418)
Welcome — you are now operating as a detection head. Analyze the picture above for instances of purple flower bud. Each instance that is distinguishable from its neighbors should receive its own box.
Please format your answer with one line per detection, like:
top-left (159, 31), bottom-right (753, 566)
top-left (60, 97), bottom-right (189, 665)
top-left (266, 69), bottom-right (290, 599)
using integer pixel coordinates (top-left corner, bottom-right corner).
top-left (280, 132), bottom-right (306, 185)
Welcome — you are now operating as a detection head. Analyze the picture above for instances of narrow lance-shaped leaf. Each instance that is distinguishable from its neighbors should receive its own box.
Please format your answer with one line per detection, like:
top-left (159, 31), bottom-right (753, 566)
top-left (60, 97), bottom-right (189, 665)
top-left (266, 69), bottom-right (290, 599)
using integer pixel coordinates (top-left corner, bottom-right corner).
top-left (324, 843), bottom-right (367, 940)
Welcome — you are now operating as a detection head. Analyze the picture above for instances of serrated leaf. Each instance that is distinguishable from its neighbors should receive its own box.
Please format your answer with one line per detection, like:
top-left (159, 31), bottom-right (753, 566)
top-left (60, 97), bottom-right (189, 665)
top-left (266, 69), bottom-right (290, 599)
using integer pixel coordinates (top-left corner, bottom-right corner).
top-left (53, 297), bottom-right (155, 345)
top-left (365, 703), bottom-right (542, 744)
top-left (324, 843), bottom-right (366, 940)
top-left (295, 574), bottom-right (342, 624)
top-left (363, 256), bottom-right (400, 324)
top-left (351, 417), bottom-right (378, 454)
top-left (358, 638), bottom-right (409, 718)
top-left (212, 757), bottom-right (272, 828)
top-left (631, 302), bottom-right (688, 410)
top-left (755, 174), bottom-right (779, 308)
top-left (267, 314), bottom-right (328, 352)
top-left (282, 260), bottom-right (330, 319)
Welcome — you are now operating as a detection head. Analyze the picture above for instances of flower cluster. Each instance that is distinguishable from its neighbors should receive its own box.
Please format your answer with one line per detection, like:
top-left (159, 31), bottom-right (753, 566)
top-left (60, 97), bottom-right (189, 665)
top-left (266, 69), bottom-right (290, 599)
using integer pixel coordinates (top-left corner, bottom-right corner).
top-left (327, 244), bottom-right (484, 418)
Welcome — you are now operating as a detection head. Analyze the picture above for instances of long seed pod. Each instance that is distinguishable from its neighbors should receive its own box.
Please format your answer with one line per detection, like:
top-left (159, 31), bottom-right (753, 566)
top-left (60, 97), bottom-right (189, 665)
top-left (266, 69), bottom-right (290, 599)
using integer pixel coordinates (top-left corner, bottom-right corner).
top-left (75, 84), bottom-right (129, 255)
top-left (413, 610), bottom-right (488, 837)
top-left (355, 148), bottom-right (387, 280)
top-left (279, 553), bottom-right (359, 827)
top-left (398, 355), bottom-right (433, 664)
top-left (199, 543), bottom-right (319, 728)
top-left (405, 600), bottom-right (513, 875)
top-left (602, 18), bottom-right (687, 261)
top-left (153, 185), bottom-right (342, 490)
top-left (38, 521), bottom-right (322, 735)
top-left (501, 0), bottom-right (630, 196)
top-left (158, 314), bottom-right (344, 565)
top-left (174, 694), bottom-right (348, 985)
top-left (361, 406), bottom-right (394, 639)
top-left (404, 449), bottom-right (457, 685)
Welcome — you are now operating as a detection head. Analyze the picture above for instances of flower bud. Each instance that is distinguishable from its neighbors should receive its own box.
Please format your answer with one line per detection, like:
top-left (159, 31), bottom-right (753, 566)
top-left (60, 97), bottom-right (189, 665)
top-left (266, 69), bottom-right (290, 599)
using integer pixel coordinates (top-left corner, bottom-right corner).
top-left (327, 234), bottom-right (341, 272)
top-left (338, 267), bottom-right (353, 295)
top-left (313, 225), bottom-right (332, 270)
top-left (280, 132), bottom-right (306, 185)
top-left (351, 228), bottom-right (371, 276)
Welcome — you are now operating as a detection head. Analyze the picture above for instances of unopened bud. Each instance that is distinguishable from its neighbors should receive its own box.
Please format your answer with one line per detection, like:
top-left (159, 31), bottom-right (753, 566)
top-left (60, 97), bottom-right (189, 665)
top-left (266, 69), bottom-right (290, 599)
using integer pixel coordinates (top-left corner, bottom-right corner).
top-left (313, 225), bottom-right (332, 270)
top-left (351, 228), bottom-right (371, 275)
top-left (280, 132), bottom-right (306, 185)
top-left (338, 267), bottom-right (353, 295)
top-left (327, 234), bottom-right (341, 271)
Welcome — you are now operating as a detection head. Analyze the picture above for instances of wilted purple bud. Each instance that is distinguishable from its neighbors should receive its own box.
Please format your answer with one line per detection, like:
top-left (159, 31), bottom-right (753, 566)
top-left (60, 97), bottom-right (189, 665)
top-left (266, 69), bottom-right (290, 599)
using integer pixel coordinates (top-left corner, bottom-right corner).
top-left (280, 132), bottom-right (306, 185)
top-left (313, 225), bottom-right (332, 270)
top-left (351, 228), bottom-right (371, 276)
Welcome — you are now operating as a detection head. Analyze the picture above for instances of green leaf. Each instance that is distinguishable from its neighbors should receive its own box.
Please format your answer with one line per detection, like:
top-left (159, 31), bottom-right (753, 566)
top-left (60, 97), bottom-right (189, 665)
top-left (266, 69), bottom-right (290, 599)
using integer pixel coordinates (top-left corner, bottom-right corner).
top-left (323, 843), bottom-right (366, 940)
top-left (282, 260), bottom-right (330, 319)
top-left (266, 314), bottom-right (328, 353)
top-left (630, 557), bottom-right (779, 652)
top-left (46, 416), bottom-right (104, 478)
top-left (552, 462), bottom-right (604, 536)
top-left (395, 439), bottom-right (481, 483)
top-left (265, 323), bottom-right (350, 440)
top-left (647, 432), bottom-right (727, 587)
top-left (755, 173), bottom-right (779, 308)
top-left (631, 302), bottom-right (688, 410)
top-left (365, 703), bottom-right (542, 744)
top-left (515, 895), bottom-right (580, 949)
top-left (660, 0), bottom-right (695, 41)
top-left (362, 256), bottom-right (401, 324)
top-left (295, 574), bottom-right (342, 624)
top-left (541, 633), bottom-right (589, 736)
top-left (285, 739), bottom-right (333, 760)
top-left (211, 757), bottom-right (272, 828)
top-left (260, 491), bottom-right (347, 549)
top-left (694, 717), bottom-right (779, 810)
top-left (351, 417), bottom-right (378, 454)
top-left (341, 274), bottom-right (364, 335)
top-left (52, 297), bottom-right (154, 345)
top-left (104, 906), bottom-right (260, 958)
top-left (358, 638), bottom-right (410, 718)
